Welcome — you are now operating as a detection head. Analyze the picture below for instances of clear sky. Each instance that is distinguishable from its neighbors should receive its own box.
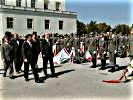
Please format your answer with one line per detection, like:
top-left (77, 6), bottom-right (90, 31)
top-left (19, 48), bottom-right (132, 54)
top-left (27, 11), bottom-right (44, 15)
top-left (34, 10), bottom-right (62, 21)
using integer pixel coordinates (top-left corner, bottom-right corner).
top-left (66, 0), bottom-right (132, 28)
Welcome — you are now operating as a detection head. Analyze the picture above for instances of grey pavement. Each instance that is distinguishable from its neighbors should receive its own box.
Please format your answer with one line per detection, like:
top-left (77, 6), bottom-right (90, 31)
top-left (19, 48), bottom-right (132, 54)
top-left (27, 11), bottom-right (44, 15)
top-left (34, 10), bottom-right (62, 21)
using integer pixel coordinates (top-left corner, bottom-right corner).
top-left (0, 55), bottom-right (133, 100)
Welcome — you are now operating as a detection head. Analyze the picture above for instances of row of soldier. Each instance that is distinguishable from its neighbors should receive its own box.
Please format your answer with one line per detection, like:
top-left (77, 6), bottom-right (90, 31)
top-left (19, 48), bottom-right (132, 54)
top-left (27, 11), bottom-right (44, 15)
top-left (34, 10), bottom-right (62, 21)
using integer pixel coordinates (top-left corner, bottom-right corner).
top-left (52, 33), bottom-right (129, 71)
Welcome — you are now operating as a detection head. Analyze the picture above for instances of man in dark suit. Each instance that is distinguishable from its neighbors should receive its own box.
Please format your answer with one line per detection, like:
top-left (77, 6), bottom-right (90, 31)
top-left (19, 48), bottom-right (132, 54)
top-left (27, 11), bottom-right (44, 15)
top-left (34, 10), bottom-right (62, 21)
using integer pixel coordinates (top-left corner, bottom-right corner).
top-left (32, 32), bottom-right (40, 69)
top-left (10, 32), bottom-right (23, 73)
top-left (41, 32), bottom-right (55, 77)
top-left (22, 34), bottom-right (40, 82)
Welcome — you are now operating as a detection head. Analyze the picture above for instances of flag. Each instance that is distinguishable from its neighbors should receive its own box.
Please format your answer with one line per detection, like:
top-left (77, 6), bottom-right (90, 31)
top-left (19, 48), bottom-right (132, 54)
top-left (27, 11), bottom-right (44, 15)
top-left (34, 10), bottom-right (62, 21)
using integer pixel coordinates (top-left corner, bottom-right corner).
top-left (53, 44), bottom-right (57, 56)
top-left (53, 48), bottom-right (70, 64)
top-left (84, 50), bottom-right (92, 61)
top-left (80, 42), bottom-right (85, 53)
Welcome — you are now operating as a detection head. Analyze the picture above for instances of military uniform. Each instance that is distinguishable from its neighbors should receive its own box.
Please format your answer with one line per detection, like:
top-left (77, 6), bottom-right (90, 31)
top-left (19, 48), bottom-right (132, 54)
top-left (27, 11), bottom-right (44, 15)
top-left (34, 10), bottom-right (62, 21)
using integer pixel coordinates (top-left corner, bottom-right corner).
top-left (108, 39), bottom-right (117, 71)
top-left (99, 47), bottom-right (106, 70)
top-left (84, 37), bottom-right (90, 51)
top-left (56, 38), bottom-right (62, 54)
top-left (103, 35), bottom-right (109, 52)
top-left (128, 34), bottom-right (133, 58)
top-left (89, 37), bottom-right (97, 68)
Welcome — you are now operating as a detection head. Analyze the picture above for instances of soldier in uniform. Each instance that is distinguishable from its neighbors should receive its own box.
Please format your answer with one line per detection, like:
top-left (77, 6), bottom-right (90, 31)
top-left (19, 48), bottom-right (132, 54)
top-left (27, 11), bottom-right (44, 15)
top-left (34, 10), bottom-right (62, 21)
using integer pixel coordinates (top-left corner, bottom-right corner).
top-left (108, 38), bottom-right (117, 72)
top-left (124, 29), bottom-right (133, 80)
top-left (84, 34), bottom-right (90, 51)
top-left (59, 35), bottom-right (64, 50)
top-left (89, 36), bottom-right (97, 68)
top-left (56, 38), bottom-right (62, 54)
top-left (99, 47), bottom-right (107, 70)
top-left (128, 28), bottom-right (133, 60)
top-left (103, 33), bottom-right (109, 52)
top-left (73, 35), bottom-right (80, 55)
top-left (63, 35), bottom-right (69, 47)
top-left (99, 34), bottom-right (107, 70)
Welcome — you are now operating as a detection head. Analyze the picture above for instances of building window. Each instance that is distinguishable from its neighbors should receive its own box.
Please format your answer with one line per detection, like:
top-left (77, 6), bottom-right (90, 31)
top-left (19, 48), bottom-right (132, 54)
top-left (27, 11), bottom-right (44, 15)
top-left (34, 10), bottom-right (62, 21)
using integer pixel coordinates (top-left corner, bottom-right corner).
top-left (59, 21), bottom-right (63, 30)
top-left (7, 17), bottom-right (13, 29)
top-left (16, 0), bottom-right (21, 7)
top-left (31, 0), bottom-right (36, 8)
top-left (55, 2), bottom-right (61, 11)
top-left (0, 0), bottom-right (5, 5)
top-left (44, 0), bottom-right (49, 9)
top-left (27, 19), bottom-right (33, 29)
top-left (45, 20), bottom-right (49, 29)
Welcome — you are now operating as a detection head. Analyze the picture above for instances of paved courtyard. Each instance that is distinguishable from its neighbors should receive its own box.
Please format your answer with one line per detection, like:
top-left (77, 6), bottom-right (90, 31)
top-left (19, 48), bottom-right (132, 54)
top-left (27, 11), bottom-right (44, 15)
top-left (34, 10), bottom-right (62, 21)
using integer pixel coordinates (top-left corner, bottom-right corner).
top-left (0, 55), bottom-right (133, 100)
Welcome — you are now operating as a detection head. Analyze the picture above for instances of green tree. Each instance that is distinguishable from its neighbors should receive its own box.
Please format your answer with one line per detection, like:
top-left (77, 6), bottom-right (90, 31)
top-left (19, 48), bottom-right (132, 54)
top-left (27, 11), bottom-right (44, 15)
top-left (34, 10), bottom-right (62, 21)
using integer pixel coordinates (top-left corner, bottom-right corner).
top-left (77, 20), bottom-right (87, 36)
top-left (86, 21), bottom-right (98, 34)
top-left (115, 24), bottom-right (130, 35)
top-left (97, 22), bottom-right (111, 33)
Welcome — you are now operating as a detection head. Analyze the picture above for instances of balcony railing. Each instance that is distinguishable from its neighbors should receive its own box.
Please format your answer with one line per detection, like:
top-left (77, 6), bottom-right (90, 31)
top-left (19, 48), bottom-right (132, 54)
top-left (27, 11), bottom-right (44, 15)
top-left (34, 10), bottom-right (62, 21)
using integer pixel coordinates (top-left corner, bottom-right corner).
top-left (0, 4), bottom-right (77, 15)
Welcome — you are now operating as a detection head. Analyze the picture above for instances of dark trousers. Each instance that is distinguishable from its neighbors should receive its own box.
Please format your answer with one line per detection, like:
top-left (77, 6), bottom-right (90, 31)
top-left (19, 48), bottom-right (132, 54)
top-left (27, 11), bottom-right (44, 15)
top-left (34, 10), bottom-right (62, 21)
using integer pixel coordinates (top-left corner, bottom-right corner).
top-left (34, 55), bottom-right (39, 65)
top-left (101, 59), bottom-right (106, 69)
top-left (4, 60), bottom-right (13, 77)
top-left (14, 57), bottom-right (23, 72)
top-left (43, 56), bottom-right (55, 75)
top-left (24, 61), bottom-right (39, 81)
top-left (92, 56), bottom-right (96, 67)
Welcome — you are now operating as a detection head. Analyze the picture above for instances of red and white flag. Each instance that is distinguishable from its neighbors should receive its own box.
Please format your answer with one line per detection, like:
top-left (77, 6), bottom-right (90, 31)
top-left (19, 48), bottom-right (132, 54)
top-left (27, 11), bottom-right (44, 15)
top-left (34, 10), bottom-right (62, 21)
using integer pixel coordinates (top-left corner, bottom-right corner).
top-left (80, 42), bottom-right (85, 53)
top-left (84, 50), bottom-right (92, 61)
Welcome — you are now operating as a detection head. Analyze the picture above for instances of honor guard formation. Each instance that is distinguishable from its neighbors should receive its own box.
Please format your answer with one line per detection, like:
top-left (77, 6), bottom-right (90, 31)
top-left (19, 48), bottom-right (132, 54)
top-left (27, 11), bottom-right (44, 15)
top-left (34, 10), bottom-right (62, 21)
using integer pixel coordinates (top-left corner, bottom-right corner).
top-left (0, 30), bottom-right (133, 83)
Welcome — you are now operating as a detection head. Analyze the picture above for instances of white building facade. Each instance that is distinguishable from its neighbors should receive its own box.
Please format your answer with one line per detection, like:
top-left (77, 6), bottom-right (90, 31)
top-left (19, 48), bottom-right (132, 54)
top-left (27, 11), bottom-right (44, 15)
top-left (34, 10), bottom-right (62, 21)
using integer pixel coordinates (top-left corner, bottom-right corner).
top-left (0, 0), bottom-right (77, 38)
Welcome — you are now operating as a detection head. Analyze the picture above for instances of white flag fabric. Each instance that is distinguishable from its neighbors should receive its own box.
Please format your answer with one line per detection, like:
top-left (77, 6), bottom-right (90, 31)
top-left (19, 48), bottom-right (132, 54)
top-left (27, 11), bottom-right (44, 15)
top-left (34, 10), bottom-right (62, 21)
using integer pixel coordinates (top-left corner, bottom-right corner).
top-left (53, 48), bottom-right (70, 64)
top-left (125, 59), bottom-right (133, 79)
top-left (84, 50), bottom-right (92, 61)
top-left (53, 44), bottom-right (57, 56)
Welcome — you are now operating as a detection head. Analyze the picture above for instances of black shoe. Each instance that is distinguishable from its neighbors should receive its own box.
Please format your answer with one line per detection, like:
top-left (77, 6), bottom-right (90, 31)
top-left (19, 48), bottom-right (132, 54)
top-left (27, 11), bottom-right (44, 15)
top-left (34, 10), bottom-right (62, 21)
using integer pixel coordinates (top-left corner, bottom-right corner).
top-left (25, 78), bottom-right (29, 81)
top-left (51, 74), bottom-right (58, 78)
top-left (108, 68), bottom-right (115, 72)
top-left (3, 73), bottom-right (6, 77)
top-left (99, 67), bottom-right (106, 70)
top-left (45, 74), bottom-right (50, 78)
top-left (9, 76), bottom-right (14, 79)
top-left (35, 79), bottom-right (43, 83)
top-left (90, 65), bottom-right (96, 68)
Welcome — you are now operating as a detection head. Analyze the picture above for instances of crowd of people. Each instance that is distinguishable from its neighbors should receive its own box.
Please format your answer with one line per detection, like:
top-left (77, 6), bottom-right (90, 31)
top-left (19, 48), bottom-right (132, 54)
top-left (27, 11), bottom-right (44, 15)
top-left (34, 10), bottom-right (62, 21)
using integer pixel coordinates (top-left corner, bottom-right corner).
top-left (1, 32), bottom-right (56, 83)
top-left (0, 30), bottom-right (133, 83)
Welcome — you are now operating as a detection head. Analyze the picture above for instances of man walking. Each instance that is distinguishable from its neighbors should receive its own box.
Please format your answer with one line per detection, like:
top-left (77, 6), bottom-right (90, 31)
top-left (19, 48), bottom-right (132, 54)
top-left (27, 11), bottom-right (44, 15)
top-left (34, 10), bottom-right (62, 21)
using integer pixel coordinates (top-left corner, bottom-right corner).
top-left (10, 32), bottom-right (23, 73)
top-left (41, 32), bottom-right (56, 78)
top-left (22, 34), bottom-right (40, 82)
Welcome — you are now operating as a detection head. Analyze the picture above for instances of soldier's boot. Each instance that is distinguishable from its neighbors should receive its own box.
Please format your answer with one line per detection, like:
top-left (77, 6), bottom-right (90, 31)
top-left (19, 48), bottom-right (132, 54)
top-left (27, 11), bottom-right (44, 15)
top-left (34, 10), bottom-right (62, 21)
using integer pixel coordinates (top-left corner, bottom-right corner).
top-left (100, 59), bottom-right (106, 70)
top-left (91, 58), bottom-right (96, 68)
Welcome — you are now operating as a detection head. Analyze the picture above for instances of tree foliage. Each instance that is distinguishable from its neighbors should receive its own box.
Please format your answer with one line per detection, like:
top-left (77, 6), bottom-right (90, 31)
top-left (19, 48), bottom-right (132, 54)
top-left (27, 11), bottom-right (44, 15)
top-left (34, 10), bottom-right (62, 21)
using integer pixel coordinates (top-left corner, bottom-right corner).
top-left (97, 22), bottom-right (111, 33)
top-left (86, 21), bottom-right (98, 33)
top-left (77, 20), bottom-right (130, 35)
top-left (77, 20), bottom-right (87, 36)
top-left (114, 24), bottom-right (130, 35)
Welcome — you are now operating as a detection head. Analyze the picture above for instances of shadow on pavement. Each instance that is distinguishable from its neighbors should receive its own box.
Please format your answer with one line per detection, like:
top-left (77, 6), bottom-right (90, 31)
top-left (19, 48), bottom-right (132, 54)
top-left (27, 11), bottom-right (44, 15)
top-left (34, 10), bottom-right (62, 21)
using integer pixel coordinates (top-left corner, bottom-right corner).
top-left (39, 69), bottom-right (75, 82)
top-left (108, 65), bottom-right (127, 73)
